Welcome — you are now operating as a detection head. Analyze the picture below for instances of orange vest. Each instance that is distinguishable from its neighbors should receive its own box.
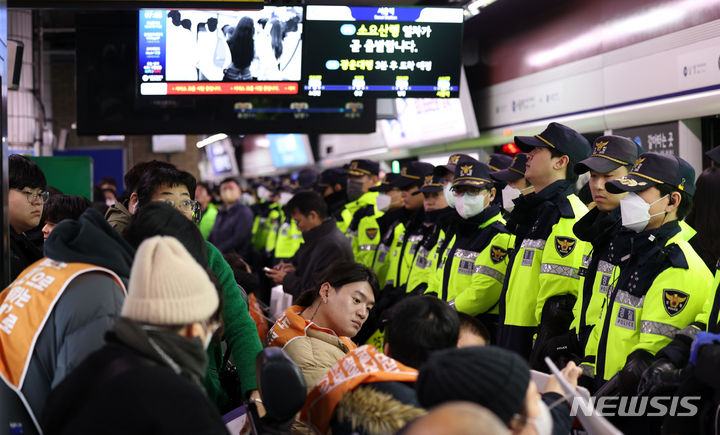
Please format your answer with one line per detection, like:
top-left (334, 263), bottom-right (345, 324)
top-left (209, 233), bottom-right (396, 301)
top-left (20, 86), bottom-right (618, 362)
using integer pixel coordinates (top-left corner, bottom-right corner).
top-left (266, 305), bottom-right (356, 351)
top-left (248, 293), bottom-right (268, 344)
top-left (301, 345), bottom-right (418, 433)
top-left (0, 258), bottom-right (126, 426)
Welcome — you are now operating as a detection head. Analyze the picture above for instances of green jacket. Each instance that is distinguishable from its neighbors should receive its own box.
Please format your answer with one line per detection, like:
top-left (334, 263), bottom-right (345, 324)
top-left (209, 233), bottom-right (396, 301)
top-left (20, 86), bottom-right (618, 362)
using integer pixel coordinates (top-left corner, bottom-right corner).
top-left (583, 228), bottom-right (714, 381)
top-left (338, 191), bottom-right (378, 234)
top-left (273, 218), bottom-right (303, 262)
top-left (430, 209), bottom-right (513, 316)
top-left (204, 241), bottom-right (263, 410)
top-left (503, 194), bottom-right (588, 328)
top-left (197, 203), bottom-right (218, 240)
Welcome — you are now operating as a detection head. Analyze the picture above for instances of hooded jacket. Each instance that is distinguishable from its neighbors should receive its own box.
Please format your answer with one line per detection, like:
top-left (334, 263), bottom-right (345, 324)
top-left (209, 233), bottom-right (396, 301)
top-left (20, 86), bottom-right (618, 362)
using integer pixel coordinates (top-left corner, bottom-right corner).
top-left (104, 199), bottom-right (132, 235)
top-left (0, 208), bottom-right (133, 433)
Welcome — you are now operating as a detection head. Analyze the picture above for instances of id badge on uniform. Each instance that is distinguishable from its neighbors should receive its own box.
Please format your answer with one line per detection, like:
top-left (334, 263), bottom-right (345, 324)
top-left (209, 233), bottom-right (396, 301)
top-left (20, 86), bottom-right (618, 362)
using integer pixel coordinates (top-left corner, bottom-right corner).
top-left (377, 246), bottom-right (389, 264)
top-left (600, 274), bottom-right (612, 294)
top-left (615, 305), bottom-right (636, 330)
top-left (458, 259), bottom-right (474, 276)
top-left (521, 249), bottom-right (535, 267)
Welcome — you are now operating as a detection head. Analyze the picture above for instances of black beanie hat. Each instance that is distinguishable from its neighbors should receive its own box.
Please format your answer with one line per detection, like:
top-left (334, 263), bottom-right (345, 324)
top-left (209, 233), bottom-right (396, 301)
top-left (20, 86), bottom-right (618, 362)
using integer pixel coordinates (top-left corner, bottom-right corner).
top-left (416, 346), bottom-right (530, 425)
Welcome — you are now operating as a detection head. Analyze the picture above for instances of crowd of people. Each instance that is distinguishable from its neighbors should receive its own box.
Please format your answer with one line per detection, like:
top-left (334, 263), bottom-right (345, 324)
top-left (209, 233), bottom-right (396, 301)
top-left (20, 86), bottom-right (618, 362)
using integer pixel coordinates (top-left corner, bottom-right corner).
top-left (2, 122), bottom-right (720, 435)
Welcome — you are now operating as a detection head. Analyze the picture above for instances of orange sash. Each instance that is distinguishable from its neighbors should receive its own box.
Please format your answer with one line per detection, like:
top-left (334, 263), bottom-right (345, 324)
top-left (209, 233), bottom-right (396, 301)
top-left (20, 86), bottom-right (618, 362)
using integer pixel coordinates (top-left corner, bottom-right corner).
top-left (301, 345), bottom-right (418, 433)
top-left (265, 305), bottom-right (356, 350)
top-left (248, 293), bottom-right (268, 344)
top-left (0, 258), bottom-right (126, 391)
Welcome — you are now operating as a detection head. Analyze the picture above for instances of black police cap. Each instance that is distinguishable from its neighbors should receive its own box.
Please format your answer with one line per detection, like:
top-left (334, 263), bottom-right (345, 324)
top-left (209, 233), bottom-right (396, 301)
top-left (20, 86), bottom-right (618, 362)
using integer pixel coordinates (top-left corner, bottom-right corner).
top-left (487, 153), bottom-right (514, 172)
top-left (413, 173), bottom-right (446, 195)
top-left (369, 173), bottom-right (401, 192)
top-left (491, 153), bottom-right (528, 182)
top-left (706, 145), bottom-right (720, 165)
top-left (575, 135), bottom-right (639, 174)
top-left (395, 162), bottom-right (435, 189)
top-left (515, 122), bottom-right (591, 164)
top-left (347, 159), bottom-right (380, 177)
top-left (452, 158), bottom-right (493, 189)
top-left (434, 153), bottom-right (475, 176)
top-left (606, 152), bottom-right (696, 196)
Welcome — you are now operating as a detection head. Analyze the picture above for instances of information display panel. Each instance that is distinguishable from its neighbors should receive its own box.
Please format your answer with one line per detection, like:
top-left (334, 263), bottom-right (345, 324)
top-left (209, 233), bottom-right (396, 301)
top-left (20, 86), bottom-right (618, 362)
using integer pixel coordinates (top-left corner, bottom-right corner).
top-left (302, 6), bottom-right (463, 98)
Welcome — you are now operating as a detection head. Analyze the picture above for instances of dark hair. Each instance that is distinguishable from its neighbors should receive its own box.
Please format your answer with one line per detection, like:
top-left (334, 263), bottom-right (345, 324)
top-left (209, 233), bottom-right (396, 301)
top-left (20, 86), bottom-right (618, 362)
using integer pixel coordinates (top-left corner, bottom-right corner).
top-left (222, 252), bottom-right (260, 296)
top-left (686, 167), bottom-right (720, 268)
top-left (383, 296), bottom-right (460, 369)
top-left (220, 177), bottom-right (240, 187)
top-left (549, 148), bottom-right (578, 184)
top-left (228, 16), bottom-right (255, 70)
top-left (457, 312), bottom-right (491, 344)
top-left (99, 176), bottom-right (118, 189)
top-left (269, 19), bottom-right (284, 60)
top-left (9, 154), bottom-right (46, 190)
top-left (657, 183), bottom-right (693, 221)
top-left (295, 261), bottom-right (379, 307)
top-left (124, 160), bottom-right (176, 194)
top-left (124, 202), bottom-right (208, 267)
top-left (286, 191), bottom-right (328, 219)
top-left (135, 168), bottom-right (197, 209)
top-left (44, 195), bottom-right (91, 224)
top-left (197, 181), bottom-right (212, 194)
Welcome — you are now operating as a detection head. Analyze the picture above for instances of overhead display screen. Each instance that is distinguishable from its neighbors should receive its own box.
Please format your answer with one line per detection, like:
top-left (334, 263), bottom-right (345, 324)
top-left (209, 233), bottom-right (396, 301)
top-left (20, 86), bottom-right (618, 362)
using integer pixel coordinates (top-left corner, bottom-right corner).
top-left (301, 6), bottom-right (463, 98)
top-left (139, 7), bottom-right (304, 96)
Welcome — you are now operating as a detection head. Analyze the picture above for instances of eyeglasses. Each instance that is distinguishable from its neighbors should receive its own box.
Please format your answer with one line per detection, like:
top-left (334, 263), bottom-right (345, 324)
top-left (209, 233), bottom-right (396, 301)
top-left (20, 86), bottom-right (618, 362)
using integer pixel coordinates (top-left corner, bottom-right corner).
top-left (13, 189), bottom-right (49, 204)
top-left (158, 198), bottom-right (199, 213)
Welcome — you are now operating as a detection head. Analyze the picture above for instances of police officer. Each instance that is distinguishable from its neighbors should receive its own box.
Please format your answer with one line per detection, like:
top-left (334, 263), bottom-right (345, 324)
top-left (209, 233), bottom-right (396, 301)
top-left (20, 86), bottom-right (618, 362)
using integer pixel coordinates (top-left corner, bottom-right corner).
top-left (496, 122), bottom-right (591, 363)
top-left (634, 145), bottom-right (720, 401)
top-left (428, 158), bottom-right (513, 340)
top-left (560, 136), bottom-right (639, 359)
top-left (490, 153), bottom-right (533, 214)
top-left (404, 172), bottom-right (455, 296)
top-left (268, 177), bottom-right (303, 265)
top-left (351, 173), bottom-right (402, 268)
top-left (338, 160), bottom-right (380, 234)
top-left (583, 152), bottom-right (713, 396)
top-left (380, 161), bottom-right (434, 293)
top-left (487, 153), bottom-right (514, 209)
top-left (317, 167), bottom-right (348, 221)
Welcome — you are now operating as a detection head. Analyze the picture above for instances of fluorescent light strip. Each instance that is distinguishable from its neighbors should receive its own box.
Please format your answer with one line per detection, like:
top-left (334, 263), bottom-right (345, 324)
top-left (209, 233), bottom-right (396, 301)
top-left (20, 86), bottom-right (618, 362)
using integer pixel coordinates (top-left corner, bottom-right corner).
top-left (196, 133), bottom-right (228, 148)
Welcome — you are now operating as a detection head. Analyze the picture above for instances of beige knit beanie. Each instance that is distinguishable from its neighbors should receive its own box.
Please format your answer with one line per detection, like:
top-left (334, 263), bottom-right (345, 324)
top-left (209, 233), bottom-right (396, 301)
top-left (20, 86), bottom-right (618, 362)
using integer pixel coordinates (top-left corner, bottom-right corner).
top-left (122, 236), bottom-right (219, 325)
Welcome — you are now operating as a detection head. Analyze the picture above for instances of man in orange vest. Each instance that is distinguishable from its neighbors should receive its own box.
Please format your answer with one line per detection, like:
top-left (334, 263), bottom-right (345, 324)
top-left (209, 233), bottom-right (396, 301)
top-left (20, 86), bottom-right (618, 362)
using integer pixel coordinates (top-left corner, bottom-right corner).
top-left (0, 208), bottom-right (134, 434)
top-left (302, 295), bottom-right (461, 433)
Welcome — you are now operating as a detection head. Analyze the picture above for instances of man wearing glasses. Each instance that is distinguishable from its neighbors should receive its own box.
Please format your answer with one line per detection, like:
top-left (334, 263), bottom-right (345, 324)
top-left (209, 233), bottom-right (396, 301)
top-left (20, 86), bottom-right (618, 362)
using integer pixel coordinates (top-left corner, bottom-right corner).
top-left (8, 155), bottom-right (48, 282)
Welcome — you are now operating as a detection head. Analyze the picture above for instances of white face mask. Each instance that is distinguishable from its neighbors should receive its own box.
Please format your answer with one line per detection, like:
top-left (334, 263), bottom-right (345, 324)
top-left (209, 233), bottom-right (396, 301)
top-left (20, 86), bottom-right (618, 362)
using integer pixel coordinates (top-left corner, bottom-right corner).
top-left (257, 186), bottom-right (272, 202)
top-left (376, 193), bottom-right (392, 212)
top-left (528, 398), bottom-right (553, 435)
top-left (620, 192), bottom-right (668, 233)
top-left (501, 185), bottom-right (521, 212)
top-left (105, 198), bottom-right (116, 207)
top-left (443, 183), bottom-right (456, 209)
top-left (278, 191), bottom-right (293, 206)
top-left (455, 193), bottom-right (486, 219)
top-left (242, 192), bottom-right (256, 206)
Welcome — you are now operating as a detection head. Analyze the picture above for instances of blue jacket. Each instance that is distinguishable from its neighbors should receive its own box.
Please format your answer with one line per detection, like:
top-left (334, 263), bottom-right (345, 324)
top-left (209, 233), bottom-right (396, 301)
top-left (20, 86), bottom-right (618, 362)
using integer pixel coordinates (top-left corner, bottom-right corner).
top-left (208, 200), bottom-right (254, 260)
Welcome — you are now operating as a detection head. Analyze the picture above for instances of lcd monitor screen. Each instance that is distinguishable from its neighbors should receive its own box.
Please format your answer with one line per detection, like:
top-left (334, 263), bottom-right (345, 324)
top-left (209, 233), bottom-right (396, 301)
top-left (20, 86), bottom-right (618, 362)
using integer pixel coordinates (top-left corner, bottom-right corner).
top-left (139, 7), bottom-right (304, 96)
top-left (267, 133), bottom-right (312, 168)
top-left (77, 11), bottom-right (376, 135)
top-left (302, 6), bottom-right (463, 98)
